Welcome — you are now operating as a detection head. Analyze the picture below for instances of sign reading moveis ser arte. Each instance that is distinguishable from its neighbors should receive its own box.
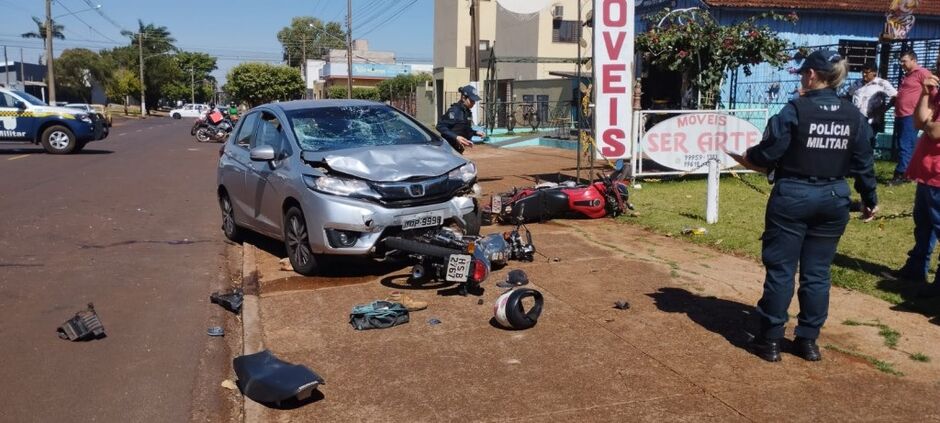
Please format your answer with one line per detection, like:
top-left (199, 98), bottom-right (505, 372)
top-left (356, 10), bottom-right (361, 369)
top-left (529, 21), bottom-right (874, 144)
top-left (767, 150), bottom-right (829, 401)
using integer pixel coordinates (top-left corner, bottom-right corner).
top-left (593, 0), bottom-right (634, 159)
top-left (641, 113), bottom-right (762, 172)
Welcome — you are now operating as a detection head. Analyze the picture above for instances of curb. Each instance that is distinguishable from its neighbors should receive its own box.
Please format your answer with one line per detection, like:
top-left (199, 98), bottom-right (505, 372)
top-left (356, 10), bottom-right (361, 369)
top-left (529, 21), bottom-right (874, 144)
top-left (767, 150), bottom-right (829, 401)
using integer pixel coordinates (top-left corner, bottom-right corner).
top-left (241, 243), bottom-right (264, 423)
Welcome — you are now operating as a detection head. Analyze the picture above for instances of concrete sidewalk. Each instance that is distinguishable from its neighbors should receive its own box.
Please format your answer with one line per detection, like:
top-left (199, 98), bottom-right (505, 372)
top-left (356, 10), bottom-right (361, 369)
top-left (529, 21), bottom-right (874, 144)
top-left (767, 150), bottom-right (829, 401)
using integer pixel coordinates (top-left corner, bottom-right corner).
top-left (246, 145), bottom-right (940, 422)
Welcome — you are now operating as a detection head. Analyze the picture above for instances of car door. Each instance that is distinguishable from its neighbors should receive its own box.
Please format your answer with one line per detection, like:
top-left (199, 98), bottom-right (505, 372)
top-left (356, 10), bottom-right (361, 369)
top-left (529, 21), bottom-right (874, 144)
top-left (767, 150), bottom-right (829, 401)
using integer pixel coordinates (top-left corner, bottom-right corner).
top-left (220, 111), bottom-right (260, 229)
top-left (0, 91), bottom-right (32, 140)
top-left (246, 111), bottom-right (294, 237)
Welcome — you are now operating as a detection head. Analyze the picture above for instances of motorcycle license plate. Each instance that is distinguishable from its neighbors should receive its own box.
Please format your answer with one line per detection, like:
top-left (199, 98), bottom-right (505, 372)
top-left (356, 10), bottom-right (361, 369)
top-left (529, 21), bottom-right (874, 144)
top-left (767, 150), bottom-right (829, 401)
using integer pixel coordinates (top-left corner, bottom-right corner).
top-left (491, 195), bottom-right (502, 213)
top-left (401, 211), bottom-right (444, 230)
top-left (445, 254), bottom-right (472, 282)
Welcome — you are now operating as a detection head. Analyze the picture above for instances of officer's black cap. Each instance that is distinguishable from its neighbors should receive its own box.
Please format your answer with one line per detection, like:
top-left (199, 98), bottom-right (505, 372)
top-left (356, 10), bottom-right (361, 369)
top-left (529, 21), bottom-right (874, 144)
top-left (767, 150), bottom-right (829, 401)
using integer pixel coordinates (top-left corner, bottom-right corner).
top-left (459, 85), bottom-right (481, 102)
top-left (797, 50), bottom-right (842, 73)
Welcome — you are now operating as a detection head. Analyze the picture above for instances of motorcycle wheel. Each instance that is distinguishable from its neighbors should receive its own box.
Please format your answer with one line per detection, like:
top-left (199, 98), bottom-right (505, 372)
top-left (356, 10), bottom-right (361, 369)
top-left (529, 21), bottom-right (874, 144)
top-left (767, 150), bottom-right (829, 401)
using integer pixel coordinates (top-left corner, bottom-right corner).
top-left (195, 128), bottom-right (211, 143)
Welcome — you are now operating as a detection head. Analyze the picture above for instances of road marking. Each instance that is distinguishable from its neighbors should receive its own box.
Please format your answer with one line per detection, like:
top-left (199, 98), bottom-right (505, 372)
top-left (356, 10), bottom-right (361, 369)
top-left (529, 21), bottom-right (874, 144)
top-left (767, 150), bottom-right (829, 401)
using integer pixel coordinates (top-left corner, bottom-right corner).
top-left (135, 129), bottom-right (142, 132)
top-left (7, 154), bottom-right (29, 161)
top-left (187, 148), bottom-right (200, 151)
top-left (118, 132), bottom-right (127, 136)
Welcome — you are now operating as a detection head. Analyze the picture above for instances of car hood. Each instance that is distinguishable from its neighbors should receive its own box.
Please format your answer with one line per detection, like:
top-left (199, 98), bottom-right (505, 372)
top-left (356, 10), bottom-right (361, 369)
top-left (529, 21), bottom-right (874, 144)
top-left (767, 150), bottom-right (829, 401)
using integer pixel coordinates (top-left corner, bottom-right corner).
top-left (31, 106), bottom-right (89, 117)
top-left (302, 143), bottom-right (467, 182)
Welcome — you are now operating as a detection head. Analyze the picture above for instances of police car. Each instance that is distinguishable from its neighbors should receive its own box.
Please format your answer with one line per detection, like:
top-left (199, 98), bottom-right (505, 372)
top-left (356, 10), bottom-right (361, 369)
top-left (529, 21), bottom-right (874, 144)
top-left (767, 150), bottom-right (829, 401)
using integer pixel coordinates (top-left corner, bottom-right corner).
top-left (0, 87), bottom-right (108, 154)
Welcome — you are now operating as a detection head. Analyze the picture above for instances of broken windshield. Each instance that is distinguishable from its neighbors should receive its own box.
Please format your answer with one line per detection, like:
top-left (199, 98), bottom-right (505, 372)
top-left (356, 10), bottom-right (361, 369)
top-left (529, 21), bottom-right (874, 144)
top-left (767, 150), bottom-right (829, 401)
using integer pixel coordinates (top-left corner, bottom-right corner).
top-left (287, 105), bottom-right (433, 152)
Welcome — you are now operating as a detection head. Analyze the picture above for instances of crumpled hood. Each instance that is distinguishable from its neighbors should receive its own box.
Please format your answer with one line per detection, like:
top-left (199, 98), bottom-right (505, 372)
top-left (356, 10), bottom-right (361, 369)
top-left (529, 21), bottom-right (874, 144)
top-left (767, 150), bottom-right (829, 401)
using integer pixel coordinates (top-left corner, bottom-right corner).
top-left (33, 106), bottom-right (89, 117)
top-left (303, 143), bottom-right (468, 182)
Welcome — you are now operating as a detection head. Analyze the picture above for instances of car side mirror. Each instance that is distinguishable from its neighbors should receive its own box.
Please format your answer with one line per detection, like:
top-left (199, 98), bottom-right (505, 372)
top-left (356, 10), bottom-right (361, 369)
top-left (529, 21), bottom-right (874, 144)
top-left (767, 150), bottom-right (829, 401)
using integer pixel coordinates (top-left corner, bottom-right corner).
top-left (249, 145), bottom-right (276, 161)
top-left (13, 100), bottom-right (26, 110)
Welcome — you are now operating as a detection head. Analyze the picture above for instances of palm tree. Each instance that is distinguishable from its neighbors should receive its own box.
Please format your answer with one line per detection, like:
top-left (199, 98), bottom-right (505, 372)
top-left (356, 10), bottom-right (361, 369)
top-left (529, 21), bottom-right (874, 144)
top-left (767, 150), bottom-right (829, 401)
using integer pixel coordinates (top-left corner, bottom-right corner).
top-left (120, 19), bottom-right (176, 54)
top-left (21, 16), bottom-right (65, 41)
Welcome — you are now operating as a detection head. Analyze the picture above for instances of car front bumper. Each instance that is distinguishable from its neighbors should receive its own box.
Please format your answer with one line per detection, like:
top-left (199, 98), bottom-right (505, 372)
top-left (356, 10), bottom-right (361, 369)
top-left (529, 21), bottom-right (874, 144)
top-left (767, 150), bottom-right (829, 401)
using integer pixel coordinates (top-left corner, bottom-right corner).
top-left (301, 191), bottom-right (476, 255)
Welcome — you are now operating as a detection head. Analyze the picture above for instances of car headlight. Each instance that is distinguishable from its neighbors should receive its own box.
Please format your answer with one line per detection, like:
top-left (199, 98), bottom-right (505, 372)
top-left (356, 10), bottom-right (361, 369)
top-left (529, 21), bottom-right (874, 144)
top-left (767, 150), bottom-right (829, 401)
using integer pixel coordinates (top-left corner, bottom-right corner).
top-left (77, 114), bottom-right (93, 124)
top-left (448, 162), bottom-right (477, 184)
top-left (303, 174), bottom-right (379, 199)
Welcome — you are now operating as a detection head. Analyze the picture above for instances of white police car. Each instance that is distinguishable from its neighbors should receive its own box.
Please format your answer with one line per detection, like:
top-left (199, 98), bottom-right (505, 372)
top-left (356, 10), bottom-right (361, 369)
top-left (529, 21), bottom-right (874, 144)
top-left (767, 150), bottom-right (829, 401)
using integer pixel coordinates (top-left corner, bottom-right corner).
top-left (0, 87), bottom-right (108, 154)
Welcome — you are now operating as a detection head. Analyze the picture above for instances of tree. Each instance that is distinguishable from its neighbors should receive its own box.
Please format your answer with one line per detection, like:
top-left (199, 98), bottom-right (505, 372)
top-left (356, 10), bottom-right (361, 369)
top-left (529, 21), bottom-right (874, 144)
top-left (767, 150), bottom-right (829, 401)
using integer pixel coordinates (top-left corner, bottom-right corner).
top-left (376, 73), bottom-right (432, 101)
top-left (21, 16), bottom-right (65, 41)
top-left (166, 52), bottom-right (218, 103)
top-left (277, 17), bottom-right (346, 68)
top-left (54, 48), bottom-right (112, 102)
top-left (118, 20), bottom-right (178, 111)
top-left (224, 63), bottom-right (304, 107)
top-left (636, 9), bottom-right (797, 108)
top-left (106, 68), bottom-right (140, 115)
top-left (327, 86), bottom-right (380, 100)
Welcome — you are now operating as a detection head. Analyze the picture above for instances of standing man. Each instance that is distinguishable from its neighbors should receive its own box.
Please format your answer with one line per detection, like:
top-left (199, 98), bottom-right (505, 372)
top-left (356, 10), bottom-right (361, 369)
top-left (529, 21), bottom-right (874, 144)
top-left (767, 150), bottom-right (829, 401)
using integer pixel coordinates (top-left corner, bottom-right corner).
top-left (437, 85), bottom-right (485, 154)
top-left (732, 50), bottom-right (879, 362)
top-left (892, 51), bottom-right (932, 185)
top-left (847, 64), bottom-right (897, 134)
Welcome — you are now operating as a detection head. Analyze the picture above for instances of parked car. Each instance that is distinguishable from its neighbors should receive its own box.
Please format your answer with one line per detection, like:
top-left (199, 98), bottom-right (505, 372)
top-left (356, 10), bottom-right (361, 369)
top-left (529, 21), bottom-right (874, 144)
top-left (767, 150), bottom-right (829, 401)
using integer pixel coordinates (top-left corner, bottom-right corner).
top-left (217, 100), bottom-right (480, 275)
top-left (0, 87), bottom-right (108, 154)
top-left (65, 103), bottom-right (112, 127)
top-left (170, 103), bottom-right (208, 119)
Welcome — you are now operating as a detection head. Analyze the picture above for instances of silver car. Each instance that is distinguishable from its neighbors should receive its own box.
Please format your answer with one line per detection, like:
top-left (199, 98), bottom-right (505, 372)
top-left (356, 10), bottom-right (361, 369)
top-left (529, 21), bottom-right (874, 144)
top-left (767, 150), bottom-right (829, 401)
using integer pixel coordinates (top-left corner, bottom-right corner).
top-left (217, 100), bottom-right (480, 275)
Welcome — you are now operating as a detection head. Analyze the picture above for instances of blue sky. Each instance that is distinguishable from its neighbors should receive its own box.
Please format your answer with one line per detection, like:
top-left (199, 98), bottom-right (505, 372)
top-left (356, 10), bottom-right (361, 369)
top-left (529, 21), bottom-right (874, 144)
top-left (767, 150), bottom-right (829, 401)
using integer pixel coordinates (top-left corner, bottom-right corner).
top-left (0, 0), bottom-right (434, 82)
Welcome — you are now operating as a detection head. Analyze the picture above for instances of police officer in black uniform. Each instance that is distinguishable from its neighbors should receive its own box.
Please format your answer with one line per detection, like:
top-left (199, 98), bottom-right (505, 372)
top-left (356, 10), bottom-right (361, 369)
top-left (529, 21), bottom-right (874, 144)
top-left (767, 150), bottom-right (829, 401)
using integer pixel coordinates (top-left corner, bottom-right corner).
top-left (732, 50), bottom-right (879, 362)
top-left (437, 85), bottom-right (485, 153)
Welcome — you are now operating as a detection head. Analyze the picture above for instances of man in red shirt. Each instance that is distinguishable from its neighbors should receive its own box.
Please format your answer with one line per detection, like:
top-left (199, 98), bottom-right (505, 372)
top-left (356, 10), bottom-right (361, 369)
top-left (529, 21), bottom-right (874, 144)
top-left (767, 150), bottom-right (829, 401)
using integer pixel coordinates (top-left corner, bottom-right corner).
top-left (894, 62), bottom-right (940, 298)
top-left (892, 51), bottom-right (933, 185)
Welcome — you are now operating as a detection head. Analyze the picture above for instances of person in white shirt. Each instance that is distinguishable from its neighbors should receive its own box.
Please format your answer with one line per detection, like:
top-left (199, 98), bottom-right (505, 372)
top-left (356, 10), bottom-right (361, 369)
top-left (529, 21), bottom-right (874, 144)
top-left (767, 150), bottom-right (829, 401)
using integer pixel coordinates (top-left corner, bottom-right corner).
top-left (847, 64), bottom-right (898, 133)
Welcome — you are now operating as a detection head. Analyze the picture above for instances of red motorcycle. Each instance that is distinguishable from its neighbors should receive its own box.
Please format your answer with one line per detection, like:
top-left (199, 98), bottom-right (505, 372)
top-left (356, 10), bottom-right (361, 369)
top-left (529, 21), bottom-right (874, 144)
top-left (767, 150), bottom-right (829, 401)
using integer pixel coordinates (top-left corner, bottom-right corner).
top-left (489, 160), bottom-right (633, 224)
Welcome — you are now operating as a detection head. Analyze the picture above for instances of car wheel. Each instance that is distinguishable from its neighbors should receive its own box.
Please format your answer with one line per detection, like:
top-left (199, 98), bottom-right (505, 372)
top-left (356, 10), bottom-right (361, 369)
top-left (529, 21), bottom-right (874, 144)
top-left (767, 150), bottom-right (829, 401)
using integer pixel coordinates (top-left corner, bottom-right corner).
top-left (284, 207), bottom-right (318, 276)
top-left (41, 125), bottom-right (77, 154)
top-left (219, 192), bottom-right (243, 242)
top-left (172, 113), bottom-right (181, 119)
top-left (457, 201), bottom-right (482, 236)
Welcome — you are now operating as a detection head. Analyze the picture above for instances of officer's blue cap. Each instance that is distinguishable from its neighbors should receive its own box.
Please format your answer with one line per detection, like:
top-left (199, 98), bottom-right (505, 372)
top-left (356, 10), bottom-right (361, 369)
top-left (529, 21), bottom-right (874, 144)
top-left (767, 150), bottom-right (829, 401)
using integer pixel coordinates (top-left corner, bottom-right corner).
top-left (459, 85), bottom-right (481, 102)
top-left (797, 50), bottom-right (843, 73)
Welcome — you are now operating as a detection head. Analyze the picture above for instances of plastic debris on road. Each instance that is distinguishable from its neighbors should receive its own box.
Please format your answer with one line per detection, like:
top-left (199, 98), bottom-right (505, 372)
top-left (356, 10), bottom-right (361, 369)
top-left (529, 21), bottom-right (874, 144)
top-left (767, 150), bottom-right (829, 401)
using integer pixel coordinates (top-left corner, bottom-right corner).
top-left (613, 300), bottom-right (630, 310)
top-left (210, 288), bottom-right (244, 314)
top-left (208, 326), bottom-right (224, 336)
top-left (57, 303), bottom-right (106, 341)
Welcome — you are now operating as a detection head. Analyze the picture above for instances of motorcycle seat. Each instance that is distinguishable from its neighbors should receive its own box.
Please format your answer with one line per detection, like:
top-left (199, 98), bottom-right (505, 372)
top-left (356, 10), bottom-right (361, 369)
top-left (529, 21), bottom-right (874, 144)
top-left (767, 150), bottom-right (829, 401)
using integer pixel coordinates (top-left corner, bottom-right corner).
top-left (233, 350), bottom-right (324, 404)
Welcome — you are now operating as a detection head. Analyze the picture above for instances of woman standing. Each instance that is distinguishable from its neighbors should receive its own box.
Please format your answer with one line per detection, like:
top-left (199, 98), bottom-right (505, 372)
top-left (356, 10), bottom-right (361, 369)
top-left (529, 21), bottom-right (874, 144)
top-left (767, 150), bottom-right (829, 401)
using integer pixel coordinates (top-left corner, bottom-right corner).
top-left (732, 50), bottom-right (879, 362)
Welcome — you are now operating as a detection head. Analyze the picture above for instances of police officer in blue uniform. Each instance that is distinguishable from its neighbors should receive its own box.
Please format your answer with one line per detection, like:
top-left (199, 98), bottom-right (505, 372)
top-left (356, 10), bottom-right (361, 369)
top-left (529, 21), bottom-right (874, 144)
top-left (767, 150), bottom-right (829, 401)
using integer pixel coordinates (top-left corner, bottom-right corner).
top-left (436, 85), bottom-right (485, 154)
top-left (732, 50), bottom-right (880, 362)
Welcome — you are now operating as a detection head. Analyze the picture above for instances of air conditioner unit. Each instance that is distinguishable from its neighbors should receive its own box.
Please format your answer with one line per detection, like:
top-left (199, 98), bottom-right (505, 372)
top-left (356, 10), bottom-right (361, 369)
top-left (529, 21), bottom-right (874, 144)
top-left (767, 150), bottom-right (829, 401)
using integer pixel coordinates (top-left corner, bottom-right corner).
top-left (552, 4), bottom-right (564, 19)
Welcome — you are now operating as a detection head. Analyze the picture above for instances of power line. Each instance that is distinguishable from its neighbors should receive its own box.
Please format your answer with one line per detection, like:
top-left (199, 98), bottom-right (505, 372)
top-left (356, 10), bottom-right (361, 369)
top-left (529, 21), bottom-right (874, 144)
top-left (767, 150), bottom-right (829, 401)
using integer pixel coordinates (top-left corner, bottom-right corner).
top-left (358, 0), bottom-right (419, 38)
top-left (79, 0), bottom-right (130, 33)
top-left (53, 0), bottom-right (119, 42)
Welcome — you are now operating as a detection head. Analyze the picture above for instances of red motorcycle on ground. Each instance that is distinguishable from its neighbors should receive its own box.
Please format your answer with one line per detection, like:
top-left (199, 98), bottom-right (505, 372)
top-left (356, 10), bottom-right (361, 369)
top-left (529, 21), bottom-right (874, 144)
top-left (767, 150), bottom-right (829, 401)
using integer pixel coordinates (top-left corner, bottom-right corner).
top-left (489, 160), bottom-right (633, 224)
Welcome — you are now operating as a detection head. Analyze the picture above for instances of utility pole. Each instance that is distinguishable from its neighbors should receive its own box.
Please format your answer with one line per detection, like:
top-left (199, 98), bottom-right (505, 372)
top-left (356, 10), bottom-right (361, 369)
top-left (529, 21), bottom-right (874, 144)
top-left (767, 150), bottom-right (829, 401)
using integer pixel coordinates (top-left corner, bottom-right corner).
top-left (4, 46), bottom-right (9, 87)
top-left (45, 0), bottom-right (56, 103)
top-left (576, 0), bottom-right (582, 182)
top-left (470, 0), bottom-right (480, 81)
top-left (20, 48), bottom-right (25, 90)
top-left (190, 65), bottom-right (195, 104)
top-left (346, 0), bottom-right (353, 99)
top-left (301, 31), bottom-right (307, 99)
top-left (138, 32), bottom-right (146, 117)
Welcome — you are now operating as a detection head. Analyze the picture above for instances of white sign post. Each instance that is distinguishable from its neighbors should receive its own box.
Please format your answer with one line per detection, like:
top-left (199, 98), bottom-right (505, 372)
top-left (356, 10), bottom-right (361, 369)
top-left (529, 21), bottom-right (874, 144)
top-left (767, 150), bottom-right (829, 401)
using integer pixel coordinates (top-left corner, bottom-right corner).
top-left (593, 0), bottom-right (635, 160)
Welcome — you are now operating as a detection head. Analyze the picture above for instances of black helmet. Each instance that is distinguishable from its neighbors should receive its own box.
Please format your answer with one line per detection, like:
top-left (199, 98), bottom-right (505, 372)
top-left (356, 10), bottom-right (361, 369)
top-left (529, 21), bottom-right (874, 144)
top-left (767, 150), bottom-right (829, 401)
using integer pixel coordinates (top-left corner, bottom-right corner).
top-left (458, 85), bottom-right (481, 102)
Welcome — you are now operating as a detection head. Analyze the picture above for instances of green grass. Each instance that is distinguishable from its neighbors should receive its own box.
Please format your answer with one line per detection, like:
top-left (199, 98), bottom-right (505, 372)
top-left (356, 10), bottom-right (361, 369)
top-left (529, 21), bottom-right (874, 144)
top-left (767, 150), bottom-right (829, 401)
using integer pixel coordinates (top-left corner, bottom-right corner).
top-left (910, 353), bottom-right (931, 362)
top-left (842, 319), bottom-right (901, 348)
top-left (623, 161), bottom-right (916, 304)
top-left (824, 344), bottom-right (904, 376)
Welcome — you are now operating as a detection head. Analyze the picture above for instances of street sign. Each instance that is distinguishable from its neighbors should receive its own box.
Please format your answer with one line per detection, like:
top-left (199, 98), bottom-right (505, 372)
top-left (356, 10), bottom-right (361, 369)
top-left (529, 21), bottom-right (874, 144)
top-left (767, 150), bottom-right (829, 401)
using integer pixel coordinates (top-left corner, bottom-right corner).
top-left (593, 0), bottom-right (635, 160)
top-left (640, 112), bottom-right (762, 172)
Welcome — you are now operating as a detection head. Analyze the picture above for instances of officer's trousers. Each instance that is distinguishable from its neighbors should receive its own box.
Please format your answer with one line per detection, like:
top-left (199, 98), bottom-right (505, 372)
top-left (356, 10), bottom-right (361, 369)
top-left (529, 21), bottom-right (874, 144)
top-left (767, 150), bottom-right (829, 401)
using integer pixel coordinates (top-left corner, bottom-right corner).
top-left (756, 178), bottom-right (850, 340)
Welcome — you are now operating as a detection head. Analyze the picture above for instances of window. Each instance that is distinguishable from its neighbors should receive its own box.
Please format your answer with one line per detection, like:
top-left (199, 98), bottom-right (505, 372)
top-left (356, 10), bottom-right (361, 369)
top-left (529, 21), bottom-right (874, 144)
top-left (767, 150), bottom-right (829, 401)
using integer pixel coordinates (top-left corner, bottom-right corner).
top-left (288, 105), bottom-right (433, 152)
top-left (838, 40), bottom-right (878, 73)
top-left (234, 112), bottom-right (260, 148)
top-left (553, 20), bottom-right (579, 43)
top-left (0, 93), bottom-right (15, 108)
top-left (253, 112), bottom-right (292, 157)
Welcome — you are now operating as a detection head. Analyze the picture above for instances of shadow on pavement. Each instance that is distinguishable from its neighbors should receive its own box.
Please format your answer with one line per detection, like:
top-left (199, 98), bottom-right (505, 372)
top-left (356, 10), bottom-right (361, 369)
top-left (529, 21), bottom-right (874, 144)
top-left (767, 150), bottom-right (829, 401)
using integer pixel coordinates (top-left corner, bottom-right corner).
top-left (647, 287), bottom-right (756, 350)
top-left (380, 273), bottom-right (453, 291)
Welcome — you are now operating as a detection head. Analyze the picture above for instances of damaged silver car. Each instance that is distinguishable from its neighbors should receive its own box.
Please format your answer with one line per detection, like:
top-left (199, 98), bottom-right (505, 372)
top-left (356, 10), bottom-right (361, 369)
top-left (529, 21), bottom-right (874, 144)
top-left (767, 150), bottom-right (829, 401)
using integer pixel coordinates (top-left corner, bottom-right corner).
top-left (217, 100), bottom-right (480, 275)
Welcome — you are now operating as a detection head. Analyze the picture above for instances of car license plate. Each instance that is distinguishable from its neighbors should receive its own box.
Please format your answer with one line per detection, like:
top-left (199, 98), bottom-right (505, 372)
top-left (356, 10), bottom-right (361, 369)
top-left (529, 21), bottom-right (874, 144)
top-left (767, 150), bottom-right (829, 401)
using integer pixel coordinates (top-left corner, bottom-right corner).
top-left (401, 211), bottom-right (444, 230)
top-left (446, 254), bottom-right (472, 282)
top-left (491, 195), bottom-right (502, 213)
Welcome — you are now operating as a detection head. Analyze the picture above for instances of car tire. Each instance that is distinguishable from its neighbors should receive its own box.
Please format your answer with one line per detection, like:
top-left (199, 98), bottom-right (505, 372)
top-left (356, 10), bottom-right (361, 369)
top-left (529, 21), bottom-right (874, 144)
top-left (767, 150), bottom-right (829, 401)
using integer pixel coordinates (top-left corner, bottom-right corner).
top-left (219, 192), bottom-right (243, 243)
top-left (172, 113), bottom-right (181, 119)
top-left (40, 125), bottom-right (77, 154)
top-left (457, 202), bottom-right (482, 236)
top-left (284, 207), bottom-right (319, 276)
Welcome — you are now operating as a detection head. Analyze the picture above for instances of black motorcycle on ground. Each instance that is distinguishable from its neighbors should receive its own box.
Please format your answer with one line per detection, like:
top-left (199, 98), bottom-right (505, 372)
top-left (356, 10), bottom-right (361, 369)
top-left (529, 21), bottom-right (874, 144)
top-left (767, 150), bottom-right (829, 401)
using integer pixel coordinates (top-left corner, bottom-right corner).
top-left (191, 110), bottom-right (235, 143)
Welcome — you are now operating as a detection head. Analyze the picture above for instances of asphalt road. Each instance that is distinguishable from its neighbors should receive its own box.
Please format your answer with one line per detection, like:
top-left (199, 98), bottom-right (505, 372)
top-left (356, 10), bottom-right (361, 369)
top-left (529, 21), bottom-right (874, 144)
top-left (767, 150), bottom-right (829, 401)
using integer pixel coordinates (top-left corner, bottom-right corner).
top-left (0, 118), bottom-right (235, 422)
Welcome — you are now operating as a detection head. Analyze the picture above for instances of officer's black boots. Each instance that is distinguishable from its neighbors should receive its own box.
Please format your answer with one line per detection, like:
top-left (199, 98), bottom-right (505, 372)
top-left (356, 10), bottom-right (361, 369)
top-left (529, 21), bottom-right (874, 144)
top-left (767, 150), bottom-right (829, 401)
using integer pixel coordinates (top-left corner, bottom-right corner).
top-left (794, 337), bottom-right (822, 361)
top-left (748, 337), bottom-right (782, 362)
